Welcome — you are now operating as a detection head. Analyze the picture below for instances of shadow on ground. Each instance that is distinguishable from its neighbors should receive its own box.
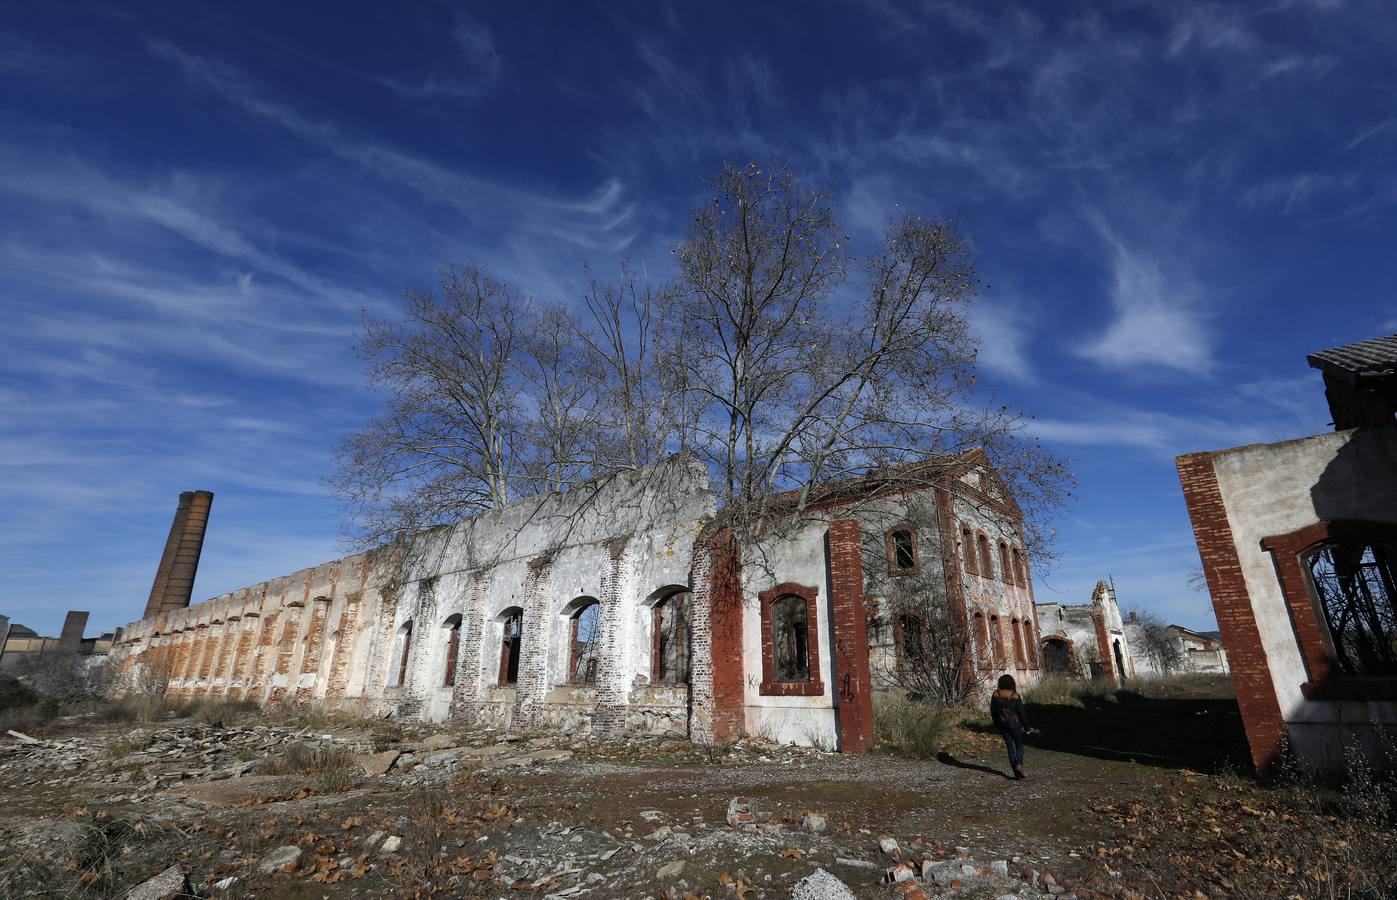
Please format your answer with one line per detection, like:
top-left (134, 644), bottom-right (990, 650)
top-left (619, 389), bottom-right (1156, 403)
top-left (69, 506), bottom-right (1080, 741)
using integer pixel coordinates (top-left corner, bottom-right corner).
top-left (970, 692), bottom-right (1252, 775)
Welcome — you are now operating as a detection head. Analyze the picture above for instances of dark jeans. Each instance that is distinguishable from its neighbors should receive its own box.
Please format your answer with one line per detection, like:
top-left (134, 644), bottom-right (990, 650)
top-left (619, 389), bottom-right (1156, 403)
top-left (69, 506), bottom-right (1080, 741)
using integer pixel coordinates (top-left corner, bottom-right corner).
top-left (1001, 729), bottom-right (1025, 769)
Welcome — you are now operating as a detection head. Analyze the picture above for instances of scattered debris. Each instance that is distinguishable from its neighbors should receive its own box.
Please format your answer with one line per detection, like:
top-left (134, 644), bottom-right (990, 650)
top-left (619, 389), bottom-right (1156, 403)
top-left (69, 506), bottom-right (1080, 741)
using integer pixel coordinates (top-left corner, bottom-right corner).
top-left (125, 863), bottom-right (189, 900)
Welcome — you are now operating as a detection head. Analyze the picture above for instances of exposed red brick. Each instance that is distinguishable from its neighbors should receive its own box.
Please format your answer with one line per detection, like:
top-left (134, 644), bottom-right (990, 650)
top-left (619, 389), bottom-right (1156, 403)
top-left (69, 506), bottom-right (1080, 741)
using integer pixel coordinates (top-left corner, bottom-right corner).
top-left (708, 529), bottom-right (745, 743)
top-left (1177, 451), bottom-right (1288, 773)
top-left (828, 519), bottom-right (874, 753)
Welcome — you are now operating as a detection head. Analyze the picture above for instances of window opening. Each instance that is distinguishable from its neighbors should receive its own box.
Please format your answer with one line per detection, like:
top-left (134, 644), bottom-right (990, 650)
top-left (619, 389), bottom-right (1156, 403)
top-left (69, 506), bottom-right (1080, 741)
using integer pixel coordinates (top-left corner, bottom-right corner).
top-left (772, 594), bottom-right (810, 682)
top-left (1305, 541), bottom-right (1397, 676)
top-left (498, 610), bottom-right (522, 685)
top-left (654, 592), bottom-right (691, 684)
top-left (571, 601), bottom-right (601, 684)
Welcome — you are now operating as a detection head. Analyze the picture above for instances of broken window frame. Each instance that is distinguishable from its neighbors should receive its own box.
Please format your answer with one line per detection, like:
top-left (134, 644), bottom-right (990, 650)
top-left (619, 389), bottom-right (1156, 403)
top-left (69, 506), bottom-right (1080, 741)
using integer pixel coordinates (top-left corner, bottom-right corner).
top-left (652, 590), bottom-right (691, 686)
top-left (442, 614), bottom-right (462, 688)
top-left (391, 620), bottom-right (413, 688)
top-left (569, 600), bottom-right (601, 685)
top-left (497, 608), bottom-right (522, 686)
top-left (887, 526), bottom-right (918, 573)
top-left (758, 582), bottom-right (824, 697)
top-left (1262, 520), bottom-right (1397, 700)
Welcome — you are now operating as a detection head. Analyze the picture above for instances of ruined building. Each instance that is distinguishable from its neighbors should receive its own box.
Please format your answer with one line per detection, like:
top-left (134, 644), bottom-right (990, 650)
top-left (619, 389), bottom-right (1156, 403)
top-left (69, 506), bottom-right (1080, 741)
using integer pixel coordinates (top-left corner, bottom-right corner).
top-left (0, 611), bottom-right (119, 672)
top-left (1035, 580), bottom-right (1136, 681)
top-left (1179, 333), bottom-right (1397, 772)
top-left (110, 451), bottom-right (1043, 751)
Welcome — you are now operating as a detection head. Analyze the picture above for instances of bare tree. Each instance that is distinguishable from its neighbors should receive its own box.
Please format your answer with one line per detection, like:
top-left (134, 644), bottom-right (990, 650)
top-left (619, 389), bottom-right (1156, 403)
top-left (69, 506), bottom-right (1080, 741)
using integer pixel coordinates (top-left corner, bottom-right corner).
top-left (13, 651), bottom-right (99, 705)
top-left (330, 266), bottom-right (526, 545)
top-left (517, 303), bottom-right (599, 494)
top-left (672, 162), bottom-right (1068, 556)
top-left (1129, 607), bottom-right (1187, 675)
top-left (331, 162), bottom-right (1070, 570)
top-left (577, 263), bottom-right (671, 473)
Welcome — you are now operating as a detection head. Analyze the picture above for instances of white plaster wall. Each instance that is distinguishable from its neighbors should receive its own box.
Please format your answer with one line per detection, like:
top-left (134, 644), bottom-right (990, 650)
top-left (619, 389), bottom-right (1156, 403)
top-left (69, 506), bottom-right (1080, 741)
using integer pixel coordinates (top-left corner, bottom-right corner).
top-left (739, 520), bottom-right (839, 749)
top-left (1210, 425), bottom-right (1397, 764)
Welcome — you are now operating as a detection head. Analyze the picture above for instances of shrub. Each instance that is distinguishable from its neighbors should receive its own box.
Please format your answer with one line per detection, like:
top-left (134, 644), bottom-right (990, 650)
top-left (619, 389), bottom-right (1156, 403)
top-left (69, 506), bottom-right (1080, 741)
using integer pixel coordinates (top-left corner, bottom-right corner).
top-left (873, 694), bottom-right (955, 759)
top-left (0, 674), bottom-right (38, 710)
top-left (257, 742), bottom-right (359, 793)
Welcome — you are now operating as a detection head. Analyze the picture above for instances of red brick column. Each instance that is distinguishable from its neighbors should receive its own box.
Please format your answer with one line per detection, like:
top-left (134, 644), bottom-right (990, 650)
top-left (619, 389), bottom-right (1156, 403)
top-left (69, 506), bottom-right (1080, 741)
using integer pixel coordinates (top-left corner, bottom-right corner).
top-left (268, 607), bottom-right (303, 704)
top-left (1091, 611), bottom-right (1114, 681)
top-left (229, 615), bottom-right (257, 697)
top-left (709, 529), bottom-right (745, 744)
top-left (294, 598), bottom-right (332, 703)
top-left (1178, 451), bottom-right (1287, 774)
top-left (827, 519), bottom-right (874, 754)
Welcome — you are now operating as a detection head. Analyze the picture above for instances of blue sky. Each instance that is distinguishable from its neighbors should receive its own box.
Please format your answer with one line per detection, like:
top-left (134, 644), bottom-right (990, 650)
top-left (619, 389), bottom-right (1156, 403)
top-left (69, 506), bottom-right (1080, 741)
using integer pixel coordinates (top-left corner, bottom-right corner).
top-left (3, 1), bottom-right (1395, 639)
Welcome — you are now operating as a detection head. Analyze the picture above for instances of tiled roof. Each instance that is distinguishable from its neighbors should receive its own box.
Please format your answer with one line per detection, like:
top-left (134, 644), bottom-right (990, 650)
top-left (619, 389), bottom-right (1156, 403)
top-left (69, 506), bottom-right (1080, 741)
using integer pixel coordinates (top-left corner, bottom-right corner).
top-left (1307, 334), bottom-right (1397, 380)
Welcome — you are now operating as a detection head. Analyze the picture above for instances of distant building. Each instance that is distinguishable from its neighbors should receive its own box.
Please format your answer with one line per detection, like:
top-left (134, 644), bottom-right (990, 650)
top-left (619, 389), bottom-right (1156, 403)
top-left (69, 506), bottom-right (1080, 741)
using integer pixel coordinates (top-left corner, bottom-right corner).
top-left (1125, 621), bottom-right (1229, 677)
top-left (0, 611), bottom-right (119, 672)
top-left (1178, 333), bottom-right (1397, 773)
top-left (1036, 580), bottom-right (1136, 682)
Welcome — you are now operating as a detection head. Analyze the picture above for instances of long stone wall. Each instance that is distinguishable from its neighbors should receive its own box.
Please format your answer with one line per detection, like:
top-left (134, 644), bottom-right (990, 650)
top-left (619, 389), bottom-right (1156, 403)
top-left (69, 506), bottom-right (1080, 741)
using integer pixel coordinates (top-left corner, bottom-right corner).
top-left (112, 454), bottom-right (715, 738)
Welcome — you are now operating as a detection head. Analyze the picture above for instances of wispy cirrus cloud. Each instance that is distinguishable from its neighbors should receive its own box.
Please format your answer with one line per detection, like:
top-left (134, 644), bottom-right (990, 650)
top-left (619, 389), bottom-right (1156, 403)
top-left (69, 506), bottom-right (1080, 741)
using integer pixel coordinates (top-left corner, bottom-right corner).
top-left (1072, 217), bottom-right (1215, 376)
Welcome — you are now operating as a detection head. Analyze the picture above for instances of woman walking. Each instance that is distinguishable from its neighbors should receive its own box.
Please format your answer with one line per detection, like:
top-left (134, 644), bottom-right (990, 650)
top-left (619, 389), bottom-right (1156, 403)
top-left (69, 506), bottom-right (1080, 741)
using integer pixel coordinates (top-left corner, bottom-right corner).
top-left (990, 674), bottom-right (1029, 780)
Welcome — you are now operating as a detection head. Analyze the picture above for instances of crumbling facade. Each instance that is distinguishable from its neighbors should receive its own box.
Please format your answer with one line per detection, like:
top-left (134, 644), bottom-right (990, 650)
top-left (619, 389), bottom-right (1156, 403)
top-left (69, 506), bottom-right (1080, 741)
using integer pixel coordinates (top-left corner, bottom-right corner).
top-left (1035, 581), bottom-right (1136, 681)
top-left (111, 451), bottom-right (1042, 750)
top-left (0, 611), bottom-right (118, 672)
top-left (1179, 334), bottom-right (1397, 772)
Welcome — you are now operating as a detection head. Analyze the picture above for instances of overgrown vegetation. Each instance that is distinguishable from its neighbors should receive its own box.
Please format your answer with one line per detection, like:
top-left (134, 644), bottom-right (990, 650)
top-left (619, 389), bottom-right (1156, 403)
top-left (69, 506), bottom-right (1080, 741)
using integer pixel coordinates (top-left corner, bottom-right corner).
top-left (256, 742), bottom-right (360, 793)
top-left (872, 694), bottom-right (956, 759)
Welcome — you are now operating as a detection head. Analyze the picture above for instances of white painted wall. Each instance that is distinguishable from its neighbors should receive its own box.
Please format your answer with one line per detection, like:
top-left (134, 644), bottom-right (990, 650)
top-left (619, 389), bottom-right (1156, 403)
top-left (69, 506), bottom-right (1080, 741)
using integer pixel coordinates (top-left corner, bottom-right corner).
top-left (1210, 425), bottom-right (1397, 766)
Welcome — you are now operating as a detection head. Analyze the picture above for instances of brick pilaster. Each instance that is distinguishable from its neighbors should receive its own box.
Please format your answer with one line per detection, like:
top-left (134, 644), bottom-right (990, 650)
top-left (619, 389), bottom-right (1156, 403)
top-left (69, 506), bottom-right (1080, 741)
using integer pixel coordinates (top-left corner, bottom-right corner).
top-left (593, 540), bottom-right (636, 738)
top-left (707, 529), bottom-right (745, 743)
top-left (449, 571), bottom-right (490, 720)
top-left (1177, 451), bottom-right (1287, 774)
top-left (827, 519), bottom-right (874, 753)
top-left (510, 559), bottom-right (555, 730)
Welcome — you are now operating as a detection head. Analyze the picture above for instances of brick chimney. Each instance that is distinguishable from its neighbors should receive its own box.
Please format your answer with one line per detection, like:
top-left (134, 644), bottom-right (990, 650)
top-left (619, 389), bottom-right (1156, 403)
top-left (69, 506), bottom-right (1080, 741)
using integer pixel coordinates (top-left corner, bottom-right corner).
top-left (59, 610), bottom-right (89, 649)
top-left (144, 490), bottom-right (214, 619)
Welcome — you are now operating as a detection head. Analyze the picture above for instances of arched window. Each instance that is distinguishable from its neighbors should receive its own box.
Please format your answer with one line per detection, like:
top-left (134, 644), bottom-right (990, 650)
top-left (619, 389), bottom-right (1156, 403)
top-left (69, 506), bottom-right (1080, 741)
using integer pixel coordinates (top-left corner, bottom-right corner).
top-left (1011, 617), bottom-right (1026, 668)
top-left (1113, 639), bottom-right (1127, 681)
top-left (890, 528), bottom-right (916, 572)
top-left (758, 583), bottom-right (823, 696)
top-left (977, 533), bottom-right (994, 577)
top-left (442, 615), bottom-right (462, 687)
top-left (961, 526), bottom-right (977, 575)
top-left (897, 613), bottom-right (926, 667)
top-left (1022, 619), bottom-right (1036, 667)
top-left (989, 614), bottom-right (1005, 667)
top-left (570, 600), bottom-right (601, 684)
top-left (1305, 541), bottom-right (1397, 677)
top-left (1043, 636), bottom-right (1073, 673)
top-left (972, 611), bottom-right (988, 666)
top-left (498, 608), bottom-right (522, 685)
top-left (391, 620), bottom-right (413, 687)
top-left (1011, 548), bottom-right (1025, 586)
top-left (653, 591), bottom-right (691, 685)
top-left (772, 594), bottom-right (810, 682)
top-left (999, 542), bottom-right (1013, 584)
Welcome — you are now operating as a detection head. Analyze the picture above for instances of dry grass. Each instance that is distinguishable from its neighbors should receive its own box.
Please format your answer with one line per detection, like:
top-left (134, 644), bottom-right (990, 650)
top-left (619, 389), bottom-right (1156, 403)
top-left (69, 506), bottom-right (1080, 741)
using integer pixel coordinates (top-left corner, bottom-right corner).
top-left (872, 694), bottom-right (956, 759)
top-left (255, 741), bottom-right (360, 793)
top-left (1023, 672), bottom-right (1234, 707)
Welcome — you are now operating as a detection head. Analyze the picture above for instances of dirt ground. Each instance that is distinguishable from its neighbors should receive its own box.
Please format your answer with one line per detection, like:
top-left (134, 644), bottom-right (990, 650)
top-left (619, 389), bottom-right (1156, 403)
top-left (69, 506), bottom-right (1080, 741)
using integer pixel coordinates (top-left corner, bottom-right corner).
top-left (1, 682), bottom-right (1393, 900)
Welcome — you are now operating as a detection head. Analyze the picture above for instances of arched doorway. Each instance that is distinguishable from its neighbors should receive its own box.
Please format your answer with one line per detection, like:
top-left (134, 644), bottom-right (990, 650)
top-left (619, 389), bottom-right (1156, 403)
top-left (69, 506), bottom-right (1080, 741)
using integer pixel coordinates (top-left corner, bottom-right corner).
top-left (1042, 636), bottom-right (1073, 674)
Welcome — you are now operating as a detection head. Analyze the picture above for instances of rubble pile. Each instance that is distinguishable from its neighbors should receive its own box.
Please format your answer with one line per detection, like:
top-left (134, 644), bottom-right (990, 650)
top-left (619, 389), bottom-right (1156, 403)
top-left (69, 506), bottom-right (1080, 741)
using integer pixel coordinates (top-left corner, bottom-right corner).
top-left (0, 723), bottom-right (344, 790)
